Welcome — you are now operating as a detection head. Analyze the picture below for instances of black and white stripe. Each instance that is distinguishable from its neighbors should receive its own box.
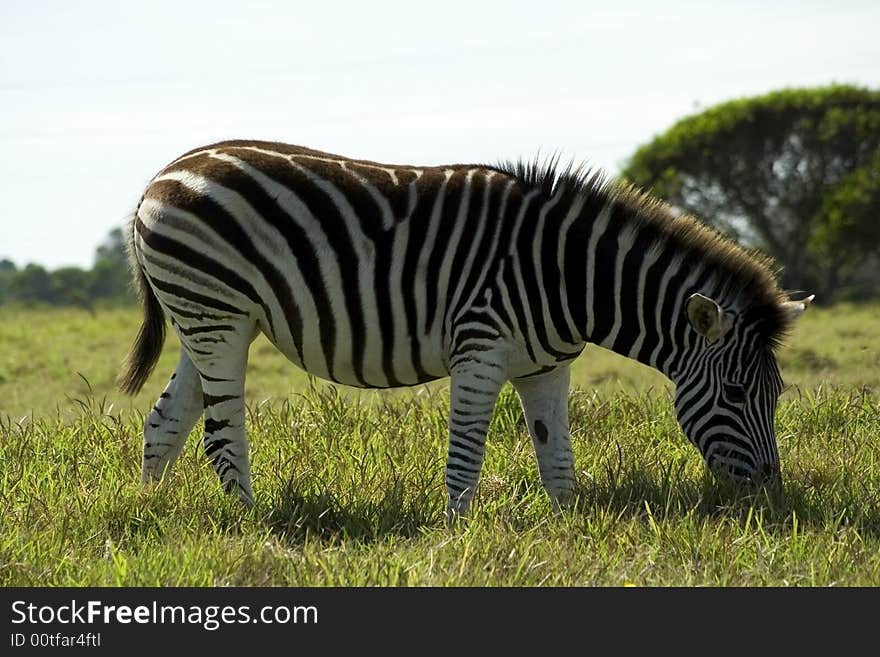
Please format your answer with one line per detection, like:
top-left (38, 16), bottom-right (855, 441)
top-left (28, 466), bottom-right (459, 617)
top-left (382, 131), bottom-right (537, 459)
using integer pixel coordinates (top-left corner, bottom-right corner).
top-left (120, 140), bottom-right (811, 514)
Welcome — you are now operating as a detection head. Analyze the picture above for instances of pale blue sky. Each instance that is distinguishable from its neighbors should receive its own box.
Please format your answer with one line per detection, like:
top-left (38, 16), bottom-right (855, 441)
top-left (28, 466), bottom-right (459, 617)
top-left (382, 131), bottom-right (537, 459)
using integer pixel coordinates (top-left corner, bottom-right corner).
top-left (2, 0), bottom-right (878, 269)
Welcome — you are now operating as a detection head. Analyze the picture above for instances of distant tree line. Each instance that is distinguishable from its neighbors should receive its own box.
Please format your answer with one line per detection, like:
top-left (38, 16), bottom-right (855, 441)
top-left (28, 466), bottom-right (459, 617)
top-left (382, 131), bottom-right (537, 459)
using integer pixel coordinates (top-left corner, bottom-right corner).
top-left (0, 228), bottom-right (134, 308)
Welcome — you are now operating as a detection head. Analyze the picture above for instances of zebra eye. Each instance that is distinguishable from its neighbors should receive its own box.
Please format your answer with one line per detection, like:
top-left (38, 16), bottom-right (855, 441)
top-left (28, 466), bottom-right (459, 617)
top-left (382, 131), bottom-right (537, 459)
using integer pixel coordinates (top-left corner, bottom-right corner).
top-left (723, 383), bottom-right (747, 405)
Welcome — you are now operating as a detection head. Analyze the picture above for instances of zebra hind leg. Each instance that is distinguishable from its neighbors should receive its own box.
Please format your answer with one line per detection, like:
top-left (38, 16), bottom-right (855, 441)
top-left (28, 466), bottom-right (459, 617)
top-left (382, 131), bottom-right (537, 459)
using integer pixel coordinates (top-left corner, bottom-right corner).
top-left (174, 317), bottom-right (257, 507)
top-left (511, 366), bottom-right (576, 513)
top-left (199, 370), bottom-right (253, 506)
top-left (142, 347), bottom-right (204, 485)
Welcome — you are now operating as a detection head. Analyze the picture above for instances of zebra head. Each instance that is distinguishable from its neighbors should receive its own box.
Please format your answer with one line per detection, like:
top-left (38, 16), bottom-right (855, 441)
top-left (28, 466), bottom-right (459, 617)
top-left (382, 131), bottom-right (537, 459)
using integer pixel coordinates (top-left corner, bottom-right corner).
top-left (672, 291), bottom-right (814, 484)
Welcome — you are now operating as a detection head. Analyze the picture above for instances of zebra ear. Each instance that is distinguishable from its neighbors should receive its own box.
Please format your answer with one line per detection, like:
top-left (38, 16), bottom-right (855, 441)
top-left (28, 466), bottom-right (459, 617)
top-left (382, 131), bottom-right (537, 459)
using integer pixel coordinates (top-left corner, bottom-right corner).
top-left (781, 293), bottom-right (815, 321)
top-left (685, 293), bottom-right (731, 344)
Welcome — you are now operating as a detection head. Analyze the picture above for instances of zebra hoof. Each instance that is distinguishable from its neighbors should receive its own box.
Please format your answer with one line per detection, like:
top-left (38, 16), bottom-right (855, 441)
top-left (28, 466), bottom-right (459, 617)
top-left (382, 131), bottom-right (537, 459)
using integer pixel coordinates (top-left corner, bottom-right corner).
top-left (445, 502), bottom-right (471, 527)
top-left (223, 479), bottom-right (255, 508)
top-left (549, 491), bottom-right (577, 515)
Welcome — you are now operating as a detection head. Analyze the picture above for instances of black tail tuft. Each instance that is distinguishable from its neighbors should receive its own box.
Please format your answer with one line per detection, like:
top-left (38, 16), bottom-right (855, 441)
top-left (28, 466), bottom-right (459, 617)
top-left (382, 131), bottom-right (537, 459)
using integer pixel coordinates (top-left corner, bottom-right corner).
top-left (118, 221), bottom-right (166, 395)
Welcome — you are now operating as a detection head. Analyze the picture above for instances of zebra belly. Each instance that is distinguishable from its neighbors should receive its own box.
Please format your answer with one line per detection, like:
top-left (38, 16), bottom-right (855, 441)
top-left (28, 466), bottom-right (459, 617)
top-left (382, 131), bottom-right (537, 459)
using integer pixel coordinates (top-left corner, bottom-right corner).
top-left (261, 276), bottom-right (451, 389)
top-left (265, 315), bottom-right (449, 389)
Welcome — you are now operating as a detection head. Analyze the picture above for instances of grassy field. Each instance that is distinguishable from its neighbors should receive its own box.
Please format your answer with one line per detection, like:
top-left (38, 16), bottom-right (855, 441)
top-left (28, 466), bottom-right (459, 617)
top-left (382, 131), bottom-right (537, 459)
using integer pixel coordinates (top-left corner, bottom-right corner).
top-left (1, 302), bottom-right (879, 585)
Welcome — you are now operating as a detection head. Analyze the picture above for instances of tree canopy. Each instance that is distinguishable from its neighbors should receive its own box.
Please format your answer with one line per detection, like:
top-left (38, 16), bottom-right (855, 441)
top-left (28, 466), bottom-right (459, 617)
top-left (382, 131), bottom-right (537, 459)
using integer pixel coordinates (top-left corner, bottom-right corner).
top-left (622, 84), bottom-right (880, 300)
top-left (0, 227), bottom-right (132, 308)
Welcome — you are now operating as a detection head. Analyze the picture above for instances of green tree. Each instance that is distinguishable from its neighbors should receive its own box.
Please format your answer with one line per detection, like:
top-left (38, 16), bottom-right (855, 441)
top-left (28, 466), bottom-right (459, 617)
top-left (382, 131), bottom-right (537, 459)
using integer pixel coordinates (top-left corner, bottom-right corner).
top-left (622, 84), bottom-right (880, 300)
top-left (89, 227), bottom-right (133, 303)
top-left (8, 264), bottom-right (53, 303)
top-left (0, 259), bottom-right (16, 304)
top-left (50, 266), bottom-right (93, 309)
top-left (94, 227), bottom-right (128, 268)
top-left (810, 147), bottom-right (880, 294)
top-left (0, 228), bottom-right (135, 307)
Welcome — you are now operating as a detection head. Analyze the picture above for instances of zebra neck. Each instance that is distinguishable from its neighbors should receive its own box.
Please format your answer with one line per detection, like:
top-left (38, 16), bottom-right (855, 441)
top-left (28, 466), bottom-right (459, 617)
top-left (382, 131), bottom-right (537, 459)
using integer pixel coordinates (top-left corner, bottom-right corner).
top-left (575, 202), bottom-right (705, 381)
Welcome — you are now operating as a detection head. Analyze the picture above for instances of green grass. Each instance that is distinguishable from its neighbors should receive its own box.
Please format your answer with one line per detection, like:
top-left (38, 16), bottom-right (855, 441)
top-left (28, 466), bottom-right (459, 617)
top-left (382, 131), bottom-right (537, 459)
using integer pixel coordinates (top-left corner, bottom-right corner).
top-left (1, 303), bottom-right (879, 585)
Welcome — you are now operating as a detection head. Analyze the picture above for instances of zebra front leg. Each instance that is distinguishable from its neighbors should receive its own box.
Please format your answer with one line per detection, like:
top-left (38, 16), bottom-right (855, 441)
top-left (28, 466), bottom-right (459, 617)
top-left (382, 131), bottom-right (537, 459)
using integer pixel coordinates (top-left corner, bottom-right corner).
top-left (142, 347), bottom-right (203, 485)
top-left (511, 366), bottom-right (576, 512)
top-left (446, 357), bottom-right (505, 522)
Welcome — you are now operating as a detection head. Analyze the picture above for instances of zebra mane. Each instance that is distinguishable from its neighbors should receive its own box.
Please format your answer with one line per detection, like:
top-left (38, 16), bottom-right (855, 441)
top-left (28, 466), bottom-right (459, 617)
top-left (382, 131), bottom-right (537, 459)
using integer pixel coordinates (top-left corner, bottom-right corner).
top-left (491, 152), bottom-right (606, 200)
top-left (491, 155), bottom-right (794, 351)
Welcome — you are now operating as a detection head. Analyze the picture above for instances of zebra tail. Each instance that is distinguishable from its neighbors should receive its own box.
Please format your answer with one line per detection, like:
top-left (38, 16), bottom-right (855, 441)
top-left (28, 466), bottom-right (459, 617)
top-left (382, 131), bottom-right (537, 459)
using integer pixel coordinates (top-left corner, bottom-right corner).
top-left (118, 221), bottom-right (166, 395)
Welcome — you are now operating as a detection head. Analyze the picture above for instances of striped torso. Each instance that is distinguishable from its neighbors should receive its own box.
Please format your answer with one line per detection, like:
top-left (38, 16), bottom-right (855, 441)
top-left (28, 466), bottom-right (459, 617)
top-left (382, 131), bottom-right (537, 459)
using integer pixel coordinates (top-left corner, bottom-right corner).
top-left (134, 140), bottom-right (584, 388)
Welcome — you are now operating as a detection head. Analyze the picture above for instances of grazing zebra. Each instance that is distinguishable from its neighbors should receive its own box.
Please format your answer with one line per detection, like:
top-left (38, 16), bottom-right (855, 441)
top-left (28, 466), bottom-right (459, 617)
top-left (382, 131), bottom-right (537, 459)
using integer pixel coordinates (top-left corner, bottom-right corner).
top-left (119, 139), bottom-right (813, 517)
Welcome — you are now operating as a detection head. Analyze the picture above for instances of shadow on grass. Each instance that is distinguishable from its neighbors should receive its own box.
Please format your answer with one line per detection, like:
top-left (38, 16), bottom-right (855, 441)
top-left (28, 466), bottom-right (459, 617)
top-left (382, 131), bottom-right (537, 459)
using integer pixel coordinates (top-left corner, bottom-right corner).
top-left (252, 436), bottom-right (880, 542)
top-left (95, 465), bottom-right (880, 546)
top-left (255, 466), bottom-right (880, 547)
top-left (260, 478), bottom-right (444, 546)
top-left (568, 465), bottom-right (880, 538)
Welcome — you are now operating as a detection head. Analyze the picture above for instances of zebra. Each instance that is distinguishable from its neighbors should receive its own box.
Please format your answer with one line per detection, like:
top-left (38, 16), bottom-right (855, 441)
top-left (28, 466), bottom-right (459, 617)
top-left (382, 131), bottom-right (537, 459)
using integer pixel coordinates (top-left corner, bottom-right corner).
top-left (119, 139), bottom-right (813, 517)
